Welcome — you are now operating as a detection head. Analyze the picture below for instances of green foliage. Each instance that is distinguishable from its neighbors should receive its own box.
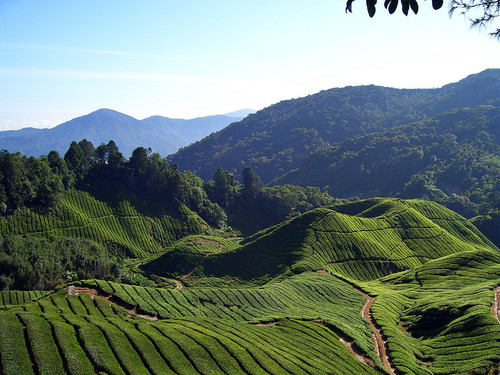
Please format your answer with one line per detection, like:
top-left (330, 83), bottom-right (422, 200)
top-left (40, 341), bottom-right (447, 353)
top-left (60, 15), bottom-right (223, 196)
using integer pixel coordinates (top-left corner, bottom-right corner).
top-left (142, 235), bottom-right (240, 278)
top-left (204, 167), bottom-right (237, 208)
top-left (0, 282), bottom-right (380, 375)
top-left (0, 236), bottom-right (119, 290)
top-left (366, 248), bottom-right (499, 374)
top-left (470, 210), bottom-right (499, 247)
top-left (0, 150), bottom-right (64, 213)
top-left (0, 187), bottom-right (211, 260)
top-left (170, 70), bottom-right (500, 184)
top-left (0, 195), bottom-right (497, 375)
top-left (279, 102), bottom-right (499, 218)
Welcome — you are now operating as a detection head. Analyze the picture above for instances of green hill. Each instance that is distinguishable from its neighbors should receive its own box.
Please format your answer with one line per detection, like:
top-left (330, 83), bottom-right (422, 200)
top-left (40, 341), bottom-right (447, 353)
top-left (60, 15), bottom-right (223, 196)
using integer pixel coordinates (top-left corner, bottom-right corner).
top-left (367, 248), bottom-right (499, 374)
top-left (0, 188), bottom-right (209, 259)
top-left (169, 70), bottom-right (500, 184)
top-left (144, 198), bottom-right (496, 285)
top-left (274, 102), bottom-right (499, 217)
top-left (0, 186), bottom-right (215, 290)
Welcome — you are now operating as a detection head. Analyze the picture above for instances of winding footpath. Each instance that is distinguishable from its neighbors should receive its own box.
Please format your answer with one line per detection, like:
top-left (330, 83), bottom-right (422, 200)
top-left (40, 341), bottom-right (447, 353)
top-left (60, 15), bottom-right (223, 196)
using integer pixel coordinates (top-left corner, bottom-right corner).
top-left (357, 290), bottom-right (396, 375)
top-left (318, 271), bottom-right (397, 374)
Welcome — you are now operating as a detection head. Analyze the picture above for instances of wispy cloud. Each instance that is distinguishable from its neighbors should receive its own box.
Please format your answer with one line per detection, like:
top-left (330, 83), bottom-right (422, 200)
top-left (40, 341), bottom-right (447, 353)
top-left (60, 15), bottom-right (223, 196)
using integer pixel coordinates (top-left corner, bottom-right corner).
top-left (0, 42), bottom-right (254, 67)
top-left (1, 42), bottom-right (177, 59)
top-left (0, 67), bottom-right (244, 85)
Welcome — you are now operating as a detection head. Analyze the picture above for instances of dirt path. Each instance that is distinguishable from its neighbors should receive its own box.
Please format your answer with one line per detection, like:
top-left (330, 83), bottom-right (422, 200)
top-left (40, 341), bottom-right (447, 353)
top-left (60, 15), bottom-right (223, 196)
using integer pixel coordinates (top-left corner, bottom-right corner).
top-left (316, 272), bottom-right (396, 374)
top-left (493, 287), bottom-right (500, 321)
top-left (358, 293), bottom-right (396, 375)
top-left (172, 279), bottom-right (185, 290)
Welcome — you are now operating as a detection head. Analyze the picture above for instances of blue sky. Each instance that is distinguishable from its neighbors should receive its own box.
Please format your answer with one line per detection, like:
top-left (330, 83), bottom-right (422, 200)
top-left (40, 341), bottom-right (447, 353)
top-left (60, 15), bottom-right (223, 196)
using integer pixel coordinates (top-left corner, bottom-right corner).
top-left (1, 0), bottom-right (499, 130)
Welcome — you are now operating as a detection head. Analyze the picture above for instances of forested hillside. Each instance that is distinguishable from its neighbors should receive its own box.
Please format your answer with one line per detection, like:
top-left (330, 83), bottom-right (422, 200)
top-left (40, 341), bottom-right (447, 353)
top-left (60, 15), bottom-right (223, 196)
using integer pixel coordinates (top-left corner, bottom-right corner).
top-left (275, 101), bottom-right (499, 217)
top-left (169, 69), bottom-right (499, 184)
top-left (0, 141), bottom-right (335, 289)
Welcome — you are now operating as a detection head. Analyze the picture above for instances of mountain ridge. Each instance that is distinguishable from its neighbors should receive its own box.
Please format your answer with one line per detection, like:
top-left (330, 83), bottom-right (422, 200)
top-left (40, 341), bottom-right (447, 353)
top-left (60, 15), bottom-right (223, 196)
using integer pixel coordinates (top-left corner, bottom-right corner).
top-left (169, 69), bottom-right (500, 183)
top-left (0, 108), bottom-right (248, 157)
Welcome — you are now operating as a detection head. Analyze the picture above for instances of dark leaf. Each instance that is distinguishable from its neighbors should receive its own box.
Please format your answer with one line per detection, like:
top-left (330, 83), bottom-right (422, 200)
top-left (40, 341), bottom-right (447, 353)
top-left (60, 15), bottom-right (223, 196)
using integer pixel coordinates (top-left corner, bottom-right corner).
top-left (388, 0), bottom-right (398, 14)
top-left (346, 0), bottom-right (355, 13)
top-left (409, 0), bottom-right (419, 14)
top-left (402, 0), bottom-right (409, 15)
top-left (367, 0), bottom-right (377, 17)
top-left (432, 0), bottom-right (443, 10)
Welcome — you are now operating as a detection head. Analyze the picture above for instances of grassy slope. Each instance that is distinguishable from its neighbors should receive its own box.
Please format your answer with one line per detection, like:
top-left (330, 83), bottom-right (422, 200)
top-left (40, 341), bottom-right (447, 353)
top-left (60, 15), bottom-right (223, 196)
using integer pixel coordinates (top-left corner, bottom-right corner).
top-left (1, 197), bottom-right (498, 375)
top-left (147, 198), bottom-right (496, 285)
top-left (365, 248), bottom-right (499, 374)
top-left (0, 189), bottom-right (210, 258)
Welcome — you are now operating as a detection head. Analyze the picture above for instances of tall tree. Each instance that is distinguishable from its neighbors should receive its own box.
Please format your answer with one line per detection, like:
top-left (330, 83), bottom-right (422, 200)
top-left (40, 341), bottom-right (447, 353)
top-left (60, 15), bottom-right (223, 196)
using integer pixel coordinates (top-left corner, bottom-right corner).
top-left (241, 166), bottom-right (262, 200)
top-left (106, 141), bottom-right (124, 170)
top-left (64, 141), bottom-right (85, 175)
top-left (211, 168), bottom-right (237, 208)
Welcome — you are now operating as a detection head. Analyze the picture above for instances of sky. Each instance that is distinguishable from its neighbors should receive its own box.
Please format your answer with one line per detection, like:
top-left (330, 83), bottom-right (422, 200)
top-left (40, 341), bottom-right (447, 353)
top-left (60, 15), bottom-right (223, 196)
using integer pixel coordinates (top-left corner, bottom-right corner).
top-left (0, 0), bottom-right (499, 131)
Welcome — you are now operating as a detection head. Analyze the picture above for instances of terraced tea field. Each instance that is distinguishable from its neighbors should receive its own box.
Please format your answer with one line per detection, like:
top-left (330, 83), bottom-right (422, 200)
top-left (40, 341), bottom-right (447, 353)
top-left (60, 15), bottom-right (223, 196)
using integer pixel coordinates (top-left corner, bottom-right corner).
top-left (147, 198), bottom-right (495, 285)
top-left (0, 198), bottom-right (498, 374)
top-left (0, 274), bottom-right (383, 374)
top-left (0, 189), bottom-right (210, 258)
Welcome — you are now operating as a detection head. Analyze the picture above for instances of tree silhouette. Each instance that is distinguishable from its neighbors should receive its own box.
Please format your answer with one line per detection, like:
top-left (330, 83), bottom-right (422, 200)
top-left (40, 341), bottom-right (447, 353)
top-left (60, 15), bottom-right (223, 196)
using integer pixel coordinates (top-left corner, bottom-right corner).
top-left (346, 0), bottom-right (499, 38)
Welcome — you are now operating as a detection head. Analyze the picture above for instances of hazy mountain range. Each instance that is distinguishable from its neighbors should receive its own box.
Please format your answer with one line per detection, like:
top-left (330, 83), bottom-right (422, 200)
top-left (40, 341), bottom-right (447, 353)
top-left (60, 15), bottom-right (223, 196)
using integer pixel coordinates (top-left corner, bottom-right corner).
top-left (0, 109), bottom-right (255, 157)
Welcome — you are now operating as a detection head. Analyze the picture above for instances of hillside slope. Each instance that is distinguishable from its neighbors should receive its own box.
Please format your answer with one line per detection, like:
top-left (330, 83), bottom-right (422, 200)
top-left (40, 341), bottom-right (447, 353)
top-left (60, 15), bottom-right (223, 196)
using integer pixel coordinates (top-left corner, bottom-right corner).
top-left (0, 197), bottom-right (498, 375)
top-left (274, 102), bottom-right (499, 205)
top-left (0, 188), bottom-right (210, 259)
top-left (143, 198), bottom-right (497, 284)
top-left (169, 69), bottom-right (500, 183)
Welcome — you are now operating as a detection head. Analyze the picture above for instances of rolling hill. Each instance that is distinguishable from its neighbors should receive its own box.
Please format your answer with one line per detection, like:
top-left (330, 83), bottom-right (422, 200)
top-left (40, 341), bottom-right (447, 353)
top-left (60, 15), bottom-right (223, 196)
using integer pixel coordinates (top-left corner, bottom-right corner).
top-left (169, 69), bottom-right (500, 184)
top-left (142, 198), bottom-right (497, 284)
top-left (0, 109), bottom-right (246, 157)
top-left (0, 197), bottom-right (498, 374)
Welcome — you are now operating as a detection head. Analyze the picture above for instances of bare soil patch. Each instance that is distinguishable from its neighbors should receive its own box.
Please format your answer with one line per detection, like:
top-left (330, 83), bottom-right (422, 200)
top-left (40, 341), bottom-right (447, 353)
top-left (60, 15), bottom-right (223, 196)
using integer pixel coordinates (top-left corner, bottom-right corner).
top-left (493, 287), bottom-right (500, 321)
top-left (66, 285), bottom-right (157, 321)
top-left (252, 322), bottom-right (277, 327)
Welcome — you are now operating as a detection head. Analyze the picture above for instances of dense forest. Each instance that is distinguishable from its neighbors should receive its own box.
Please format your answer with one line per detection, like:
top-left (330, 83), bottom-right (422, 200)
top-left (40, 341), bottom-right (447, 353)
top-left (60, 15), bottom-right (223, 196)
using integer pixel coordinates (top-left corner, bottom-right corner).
top-left (275, 101), bottom-right (500, 218)
top-left (170, 69), bottom-right (500, 183)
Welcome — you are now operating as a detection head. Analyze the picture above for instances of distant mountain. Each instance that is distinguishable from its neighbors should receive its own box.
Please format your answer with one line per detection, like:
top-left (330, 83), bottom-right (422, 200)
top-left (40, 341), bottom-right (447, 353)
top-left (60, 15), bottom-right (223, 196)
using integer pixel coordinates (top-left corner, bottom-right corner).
top-left (0, 127), bottom-right (45, 139)
top-left (0, 109), bottom-right (245, 157)
top-left (169, 69), bottom-right (500, 183)
top-left (223, 108), bottom-right (256, 118)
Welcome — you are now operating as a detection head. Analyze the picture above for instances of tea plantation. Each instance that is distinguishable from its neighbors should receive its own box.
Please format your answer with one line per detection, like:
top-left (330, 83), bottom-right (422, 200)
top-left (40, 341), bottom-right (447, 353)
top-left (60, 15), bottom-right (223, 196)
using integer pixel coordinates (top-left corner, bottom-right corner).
top-left (0, 189), bottom-right (210, 258)
top-left (0, 197), bottom-right (498, 374)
